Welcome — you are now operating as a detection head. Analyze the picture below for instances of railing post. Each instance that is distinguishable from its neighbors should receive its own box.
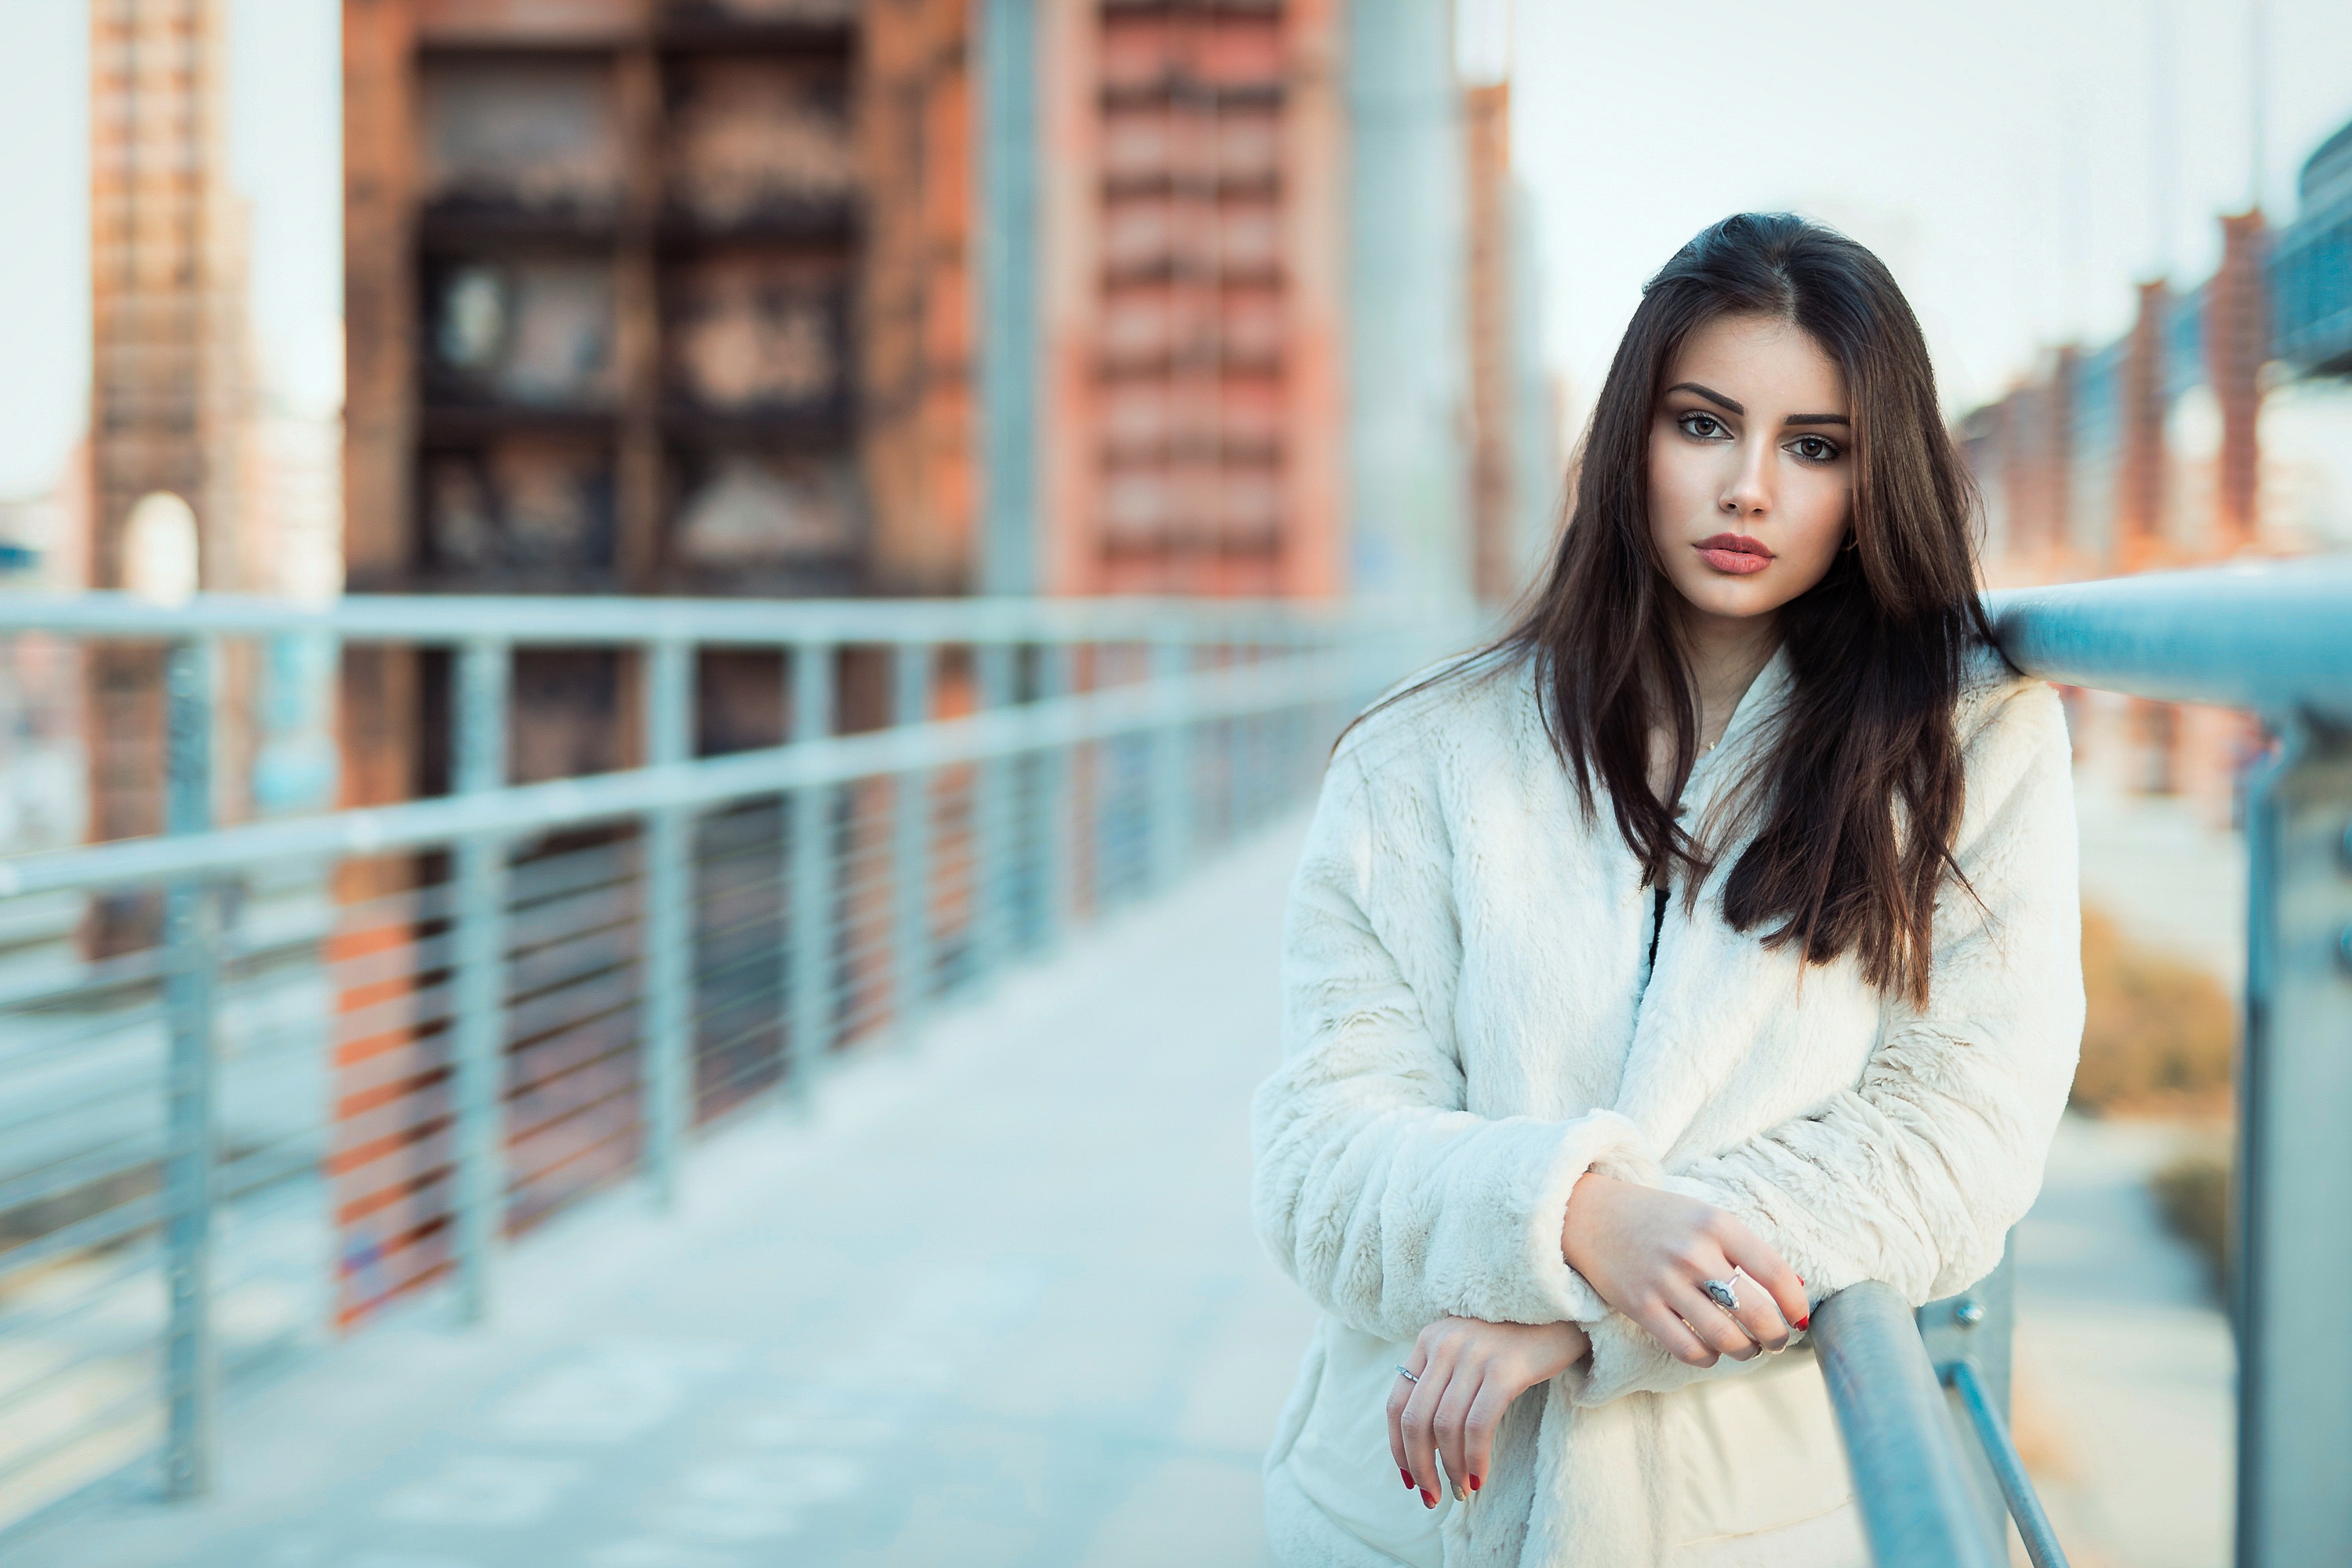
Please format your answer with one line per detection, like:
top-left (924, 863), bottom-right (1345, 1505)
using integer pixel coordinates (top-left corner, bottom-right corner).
top-left (1038, 641), bottom-right (1076, 952)
top-left (450, 637), bottom-right (510, 1323)
top-left (641, 640), bottom-right (695, 1208)
top-left (786, 641), bottom-right (836, 1106)
top-left (1150, 636), bottom-right (1190, 892)
top-left (160, 636), bottom-right (219, 1501)
top-left (971, 640), bottom-right (1016, 982)
top-left (2236, 720), bottom-right (2352, 1568)
top-left (893, 643), bottom-right (935, 1047)
top-left (1942, 1359), bottom-right (2071, 1568)
top-left (1918, 1243), bottom-right (2015, 1548)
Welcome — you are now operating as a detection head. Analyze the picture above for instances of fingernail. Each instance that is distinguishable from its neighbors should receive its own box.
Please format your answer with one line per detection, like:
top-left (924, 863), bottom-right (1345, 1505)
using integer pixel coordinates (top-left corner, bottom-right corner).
top-left (1795, 1315), bottom-right (1810, 1330)
top-left (1450, 1482), bottom-right (1468, 1502)
top-left (1422, 1487), bottom-right (1436, 1509)
top-left (1400, 1467), bottom-right (1414, 1490)
top-left (1468, 1473), bottom-right (1482, 1492)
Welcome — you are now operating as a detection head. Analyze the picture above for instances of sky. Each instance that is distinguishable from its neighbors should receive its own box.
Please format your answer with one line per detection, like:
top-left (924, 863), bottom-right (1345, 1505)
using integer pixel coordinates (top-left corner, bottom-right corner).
top-left (1512, 0), bottom-right (2352, 416)
top-left (0, 2), bottom-right (2347, 496)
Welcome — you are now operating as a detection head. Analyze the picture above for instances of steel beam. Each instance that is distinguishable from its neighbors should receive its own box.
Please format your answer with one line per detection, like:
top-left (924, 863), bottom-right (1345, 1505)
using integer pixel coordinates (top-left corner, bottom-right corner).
top-left (893, 645), bottom-right (936, 1047)
top-left (2236, 720), bottom-right (2352, 1568)
top-left (640, 641), bottom-right (695, 1208)
top-left (971, 642), bottom-right (1018, 982)
top-left (450, 637), bottom-right (510, 1323)
top-left (159, 637), bottom-right (218, 1501)
top-left (786, 642), bottom-right (837, 1105)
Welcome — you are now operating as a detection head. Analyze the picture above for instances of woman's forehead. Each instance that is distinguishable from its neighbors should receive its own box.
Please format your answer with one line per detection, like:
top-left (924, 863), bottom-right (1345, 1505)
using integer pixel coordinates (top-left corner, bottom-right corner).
top-left (1666, 315), bottom-right (1848, 408)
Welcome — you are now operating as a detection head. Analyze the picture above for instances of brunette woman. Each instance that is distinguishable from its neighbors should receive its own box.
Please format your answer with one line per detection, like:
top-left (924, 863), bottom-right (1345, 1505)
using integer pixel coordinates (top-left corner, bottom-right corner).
top-left (1252, 213), bottom-right (2083, 1566)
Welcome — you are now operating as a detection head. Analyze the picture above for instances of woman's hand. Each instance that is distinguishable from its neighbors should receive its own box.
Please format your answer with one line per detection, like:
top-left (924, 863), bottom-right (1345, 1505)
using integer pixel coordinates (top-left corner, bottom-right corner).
top-left (1386, 1316), bottom-right (1589, 1508)
top-left (1560, 1172), bottom-right (1809, 1365)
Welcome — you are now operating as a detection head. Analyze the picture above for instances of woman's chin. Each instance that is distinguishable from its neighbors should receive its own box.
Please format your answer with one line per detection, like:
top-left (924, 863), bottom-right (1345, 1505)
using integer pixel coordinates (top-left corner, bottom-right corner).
top-left (1669, 575), bottom-right (1788, 623)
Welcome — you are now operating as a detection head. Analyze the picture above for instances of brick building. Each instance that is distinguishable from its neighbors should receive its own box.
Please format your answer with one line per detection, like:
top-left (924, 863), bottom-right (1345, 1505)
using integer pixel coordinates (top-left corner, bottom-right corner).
top-left (1962, 114), bottom-right (2352, 821)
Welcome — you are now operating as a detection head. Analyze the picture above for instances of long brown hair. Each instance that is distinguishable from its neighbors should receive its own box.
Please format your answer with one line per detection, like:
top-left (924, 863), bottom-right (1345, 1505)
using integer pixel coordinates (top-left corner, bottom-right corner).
top-left (1489, 213), bottom-right (1987, 1004)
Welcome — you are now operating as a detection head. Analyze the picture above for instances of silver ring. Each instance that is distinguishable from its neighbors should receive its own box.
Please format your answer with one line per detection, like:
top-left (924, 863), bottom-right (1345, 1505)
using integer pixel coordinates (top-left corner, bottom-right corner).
top-left (1394, 1364), bottom-right (1419, 1384)
top-left (1700, 1276), bottom-right (1740, 1314)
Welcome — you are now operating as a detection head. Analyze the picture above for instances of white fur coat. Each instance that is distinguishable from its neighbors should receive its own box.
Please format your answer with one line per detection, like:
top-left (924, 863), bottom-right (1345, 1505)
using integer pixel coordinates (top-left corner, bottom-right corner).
top-left (1251, 644), bottom-right (2083, 1567)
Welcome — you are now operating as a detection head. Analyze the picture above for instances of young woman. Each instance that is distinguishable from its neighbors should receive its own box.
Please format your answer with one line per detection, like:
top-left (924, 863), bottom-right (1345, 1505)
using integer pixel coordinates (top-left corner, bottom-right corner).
top-left (1251, 213), bottom-right (2084, 1566)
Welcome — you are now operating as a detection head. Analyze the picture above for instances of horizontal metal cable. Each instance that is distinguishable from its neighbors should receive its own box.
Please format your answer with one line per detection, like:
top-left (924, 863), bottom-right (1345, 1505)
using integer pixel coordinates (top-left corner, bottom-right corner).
top-left (0, 658), bottom-right (1345, 896)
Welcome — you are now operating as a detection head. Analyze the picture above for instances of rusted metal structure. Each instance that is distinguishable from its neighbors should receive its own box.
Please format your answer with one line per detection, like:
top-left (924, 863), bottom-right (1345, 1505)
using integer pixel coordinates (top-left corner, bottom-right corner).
top-left (87, 0), bottom-right (253, 901)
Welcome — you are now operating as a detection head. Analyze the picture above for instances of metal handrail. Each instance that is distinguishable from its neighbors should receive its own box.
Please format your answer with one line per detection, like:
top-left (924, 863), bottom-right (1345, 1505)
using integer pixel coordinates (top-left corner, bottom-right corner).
top-left (0, 652), bottom-right (1343, 898)
top-left (1811, 1283), bottom-right (2005, 1568)
top-left (0, 588), bottom-right (1349, 645)
top-left (1987, 556), bottom-right (2352, 723)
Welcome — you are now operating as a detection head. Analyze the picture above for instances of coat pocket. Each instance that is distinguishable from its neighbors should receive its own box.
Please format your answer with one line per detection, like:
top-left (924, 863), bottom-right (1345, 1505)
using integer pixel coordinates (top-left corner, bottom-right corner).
top-left (1276, 1320), bottom-right (1453, 1566)
top-left (1664, 1348), bottom-right (1855, 1545)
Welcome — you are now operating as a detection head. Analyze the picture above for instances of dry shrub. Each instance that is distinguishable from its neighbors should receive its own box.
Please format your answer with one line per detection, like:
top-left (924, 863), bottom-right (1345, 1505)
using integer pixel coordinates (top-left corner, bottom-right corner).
top-left (2068, 907), bottom-right (2236, 1116)
top-left (2152, 1143), bottom-right (2230, 1290)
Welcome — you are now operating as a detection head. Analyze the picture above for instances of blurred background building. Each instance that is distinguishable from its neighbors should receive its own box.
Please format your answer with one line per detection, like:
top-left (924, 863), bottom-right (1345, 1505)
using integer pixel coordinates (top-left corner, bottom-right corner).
top-left (1959, 111), bottom-right (2352, 825)
top-left (334, 0), bottom-right (1555, 797)
top-left (8, 0), bottom-right (1562, 1350)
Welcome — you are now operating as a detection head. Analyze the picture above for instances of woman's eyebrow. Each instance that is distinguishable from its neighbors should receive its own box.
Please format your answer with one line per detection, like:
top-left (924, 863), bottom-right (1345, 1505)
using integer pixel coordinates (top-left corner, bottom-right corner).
top-left (1664, 380), bottom-right (1742, 414)
top-left (1783, 412), bottom-right (1851, 426)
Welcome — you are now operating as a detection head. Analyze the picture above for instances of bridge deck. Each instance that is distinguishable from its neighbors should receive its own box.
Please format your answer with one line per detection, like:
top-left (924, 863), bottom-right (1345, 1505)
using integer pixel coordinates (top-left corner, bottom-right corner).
top-left (16, 821), bottom-right (1319, 1568)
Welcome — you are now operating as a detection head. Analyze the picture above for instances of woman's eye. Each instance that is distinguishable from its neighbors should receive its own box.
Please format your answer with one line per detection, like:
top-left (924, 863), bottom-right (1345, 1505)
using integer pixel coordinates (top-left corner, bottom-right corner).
top-left (1676, 412), bottom-right (1726, 440)
top-left (1788, 434), bottom-right (1841, 463)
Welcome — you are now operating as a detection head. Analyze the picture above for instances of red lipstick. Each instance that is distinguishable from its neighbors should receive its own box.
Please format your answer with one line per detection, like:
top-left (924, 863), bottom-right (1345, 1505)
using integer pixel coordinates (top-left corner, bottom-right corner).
top-left (1694, 533), bottom-right (1774, 575)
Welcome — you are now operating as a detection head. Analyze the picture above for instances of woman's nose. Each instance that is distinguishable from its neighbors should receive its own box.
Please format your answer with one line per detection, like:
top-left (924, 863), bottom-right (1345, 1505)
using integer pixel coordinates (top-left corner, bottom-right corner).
top-left (1720, 447), bottom-right (1773, 517)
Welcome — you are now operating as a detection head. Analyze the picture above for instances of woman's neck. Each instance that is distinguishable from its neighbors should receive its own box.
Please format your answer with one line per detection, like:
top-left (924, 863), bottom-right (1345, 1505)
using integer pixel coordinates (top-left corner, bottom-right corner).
top-left (1673, 601), bottom-right (1780, 751)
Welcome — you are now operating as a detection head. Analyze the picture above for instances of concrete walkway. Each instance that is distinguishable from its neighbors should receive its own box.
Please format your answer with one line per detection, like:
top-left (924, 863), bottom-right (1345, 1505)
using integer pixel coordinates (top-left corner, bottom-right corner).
top-left (2013, 1115), bottom-right (2235, 1568)
top-left (16, 820), bottom-right (1324, 1568)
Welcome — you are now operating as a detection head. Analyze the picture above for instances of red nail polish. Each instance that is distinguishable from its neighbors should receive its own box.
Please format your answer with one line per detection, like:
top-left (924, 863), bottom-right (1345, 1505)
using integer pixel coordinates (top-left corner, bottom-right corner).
top-left (1400, 1467), bottom-right (1414, 1489)
top-left (1795, 1315), bottom-right (1810, 1330)
top-left (1422, 1488), bottom-right (1436, 1509)
top-left (1468, 1474), bottom-right (1482, 1491)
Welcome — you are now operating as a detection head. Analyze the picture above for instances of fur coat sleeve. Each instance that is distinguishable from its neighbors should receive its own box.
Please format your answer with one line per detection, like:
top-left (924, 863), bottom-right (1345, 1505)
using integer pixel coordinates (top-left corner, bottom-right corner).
top-left (1571, 677), bottom-right (2084, 1405)
top-left (1251, 741), bottom-right (1659, 1342)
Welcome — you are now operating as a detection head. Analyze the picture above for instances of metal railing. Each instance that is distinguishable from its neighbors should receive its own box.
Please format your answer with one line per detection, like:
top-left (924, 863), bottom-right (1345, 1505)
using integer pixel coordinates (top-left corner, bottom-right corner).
top-left (1813, 557), bottom-right (2352, 1568)
top-left (0, 589), bottom-right (1441, 1535)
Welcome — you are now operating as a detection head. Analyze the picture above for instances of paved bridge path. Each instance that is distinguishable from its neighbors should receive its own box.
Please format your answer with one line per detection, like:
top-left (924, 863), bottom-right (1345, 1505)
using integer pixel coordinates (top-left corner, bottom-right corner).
top-left (20, 819), bottom-right (1321, 1568)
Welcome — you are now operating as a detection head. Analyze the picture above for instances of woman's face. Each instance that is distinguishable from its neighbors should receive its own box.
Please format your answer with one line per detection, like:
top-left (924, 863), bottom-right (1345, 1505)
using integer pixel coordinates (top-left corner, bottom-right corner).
top-left (1646, 313), bottom-right (1853, 628)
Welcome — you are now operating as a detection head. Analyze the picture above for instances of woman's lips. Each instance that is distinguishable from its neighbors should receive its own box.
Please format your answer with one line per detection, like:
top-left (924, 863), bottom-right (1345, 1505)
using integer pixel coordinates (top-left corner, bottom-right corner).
top-left (1693, 533), bottom-right (1774, 575)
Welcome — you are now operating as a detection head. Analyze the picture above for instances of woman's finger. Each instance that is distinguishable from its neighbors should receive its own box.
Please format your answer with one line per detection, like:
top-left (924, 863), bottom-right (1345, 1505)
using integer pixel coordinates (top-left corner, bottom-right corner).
top-left (1636, 1300), bottom-right (1720, 1367)
top-left (1385, 1344), bottom-right (1429, 1495)
top-left (1460, 1370), bottom-right (1519, 1496)
top-left (1432, 1359), bottom-right (1483, 1501)
top-left (1724, 1267), bottom-right (1793, 1352)
top-left (1399, 1354), bottom-right (1448, 1508)
top-left (1719, 1224), bottom-right (1811, 1331)
top-left (1671, 1279), bottom-right (1762, 1360)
